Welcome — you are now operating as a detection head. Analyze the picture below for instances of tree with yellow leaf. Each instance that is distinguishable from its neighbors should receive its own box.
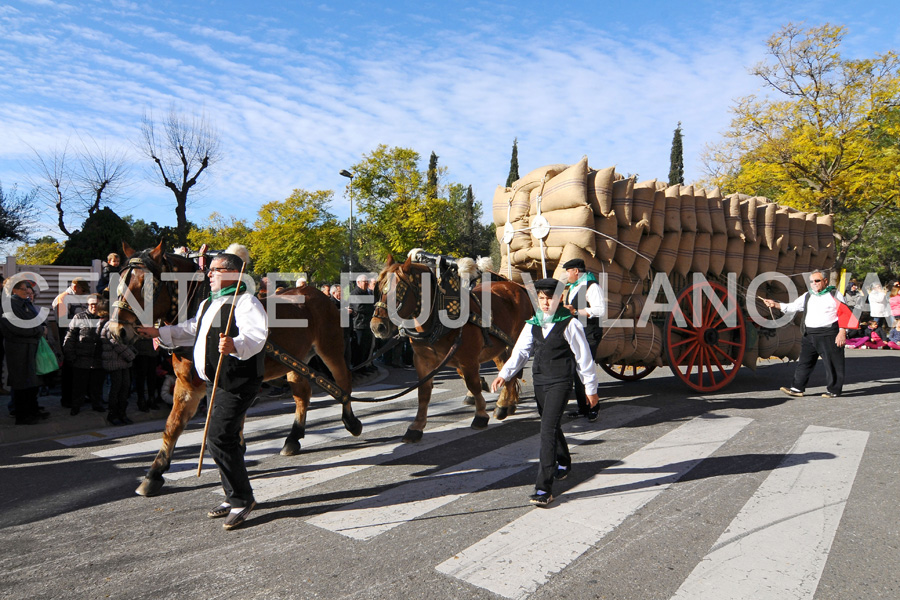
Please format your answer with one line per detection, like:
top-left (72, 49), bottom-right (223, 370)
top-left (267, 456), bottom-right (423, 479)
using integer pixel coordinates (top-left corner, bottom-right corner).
top-left (703, 23), bottom-right (900, 275)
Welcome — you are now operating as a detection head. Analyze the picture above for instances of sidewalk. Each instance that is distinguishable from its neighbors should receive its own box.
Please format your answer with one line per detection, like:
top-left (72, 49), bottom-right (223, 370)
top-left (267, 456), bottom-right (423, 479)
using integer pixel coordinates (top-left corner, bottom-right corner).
top-left (0, 366), bottom-right (388, 446)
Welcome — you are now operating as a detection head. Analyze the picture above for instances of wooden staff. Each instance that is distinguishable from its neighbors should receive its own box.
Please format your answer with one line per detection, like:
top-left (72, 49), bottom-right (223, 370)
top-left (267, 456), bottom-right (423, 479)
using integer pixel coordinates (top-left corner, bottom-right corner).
top-left (197, 262), bottom-right (246, 477)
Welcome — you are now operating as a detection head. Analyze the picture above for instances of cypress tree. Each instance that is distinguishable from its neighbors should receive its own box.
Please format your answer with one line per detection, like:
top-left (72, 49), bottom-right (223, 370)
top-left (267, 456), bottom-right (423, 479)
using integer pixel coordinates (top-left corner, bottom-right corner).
top-left (505, 138), bottom-right (519, 187)
top-left (668, 122), bottom-right (684, 185)
top-left (427, 151), bottom-right (438, 199)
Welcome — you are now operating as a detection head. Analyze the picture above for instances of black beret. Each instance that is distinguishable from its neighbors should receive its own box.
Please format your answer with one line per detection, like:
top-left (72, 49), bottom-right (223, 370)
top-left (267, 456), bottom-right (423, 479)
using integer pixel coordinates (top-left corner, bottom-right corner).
top-left (533, 278), bottom-right (564, 294)
top-left (561, 258), bottom-right (585, 271)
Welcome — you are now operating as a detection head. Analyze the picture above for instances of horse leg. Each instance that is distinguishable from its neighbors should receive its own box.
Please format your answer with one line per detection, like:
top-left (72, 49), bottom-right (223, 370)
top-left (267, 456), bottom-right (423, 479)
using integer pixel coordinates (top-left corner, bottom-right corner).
top-left (136, 379), bottom-right (205, 496)
top-left (459, 363), bottom-right (490, 430)
top-left (403, 353), bottom-right (433, 443)
top-left (459, 367), bottom-right (477, 406)
top-left (492, 355), bottom-right (519, 420)
top-left (280, 372), bottom-right (310, 456)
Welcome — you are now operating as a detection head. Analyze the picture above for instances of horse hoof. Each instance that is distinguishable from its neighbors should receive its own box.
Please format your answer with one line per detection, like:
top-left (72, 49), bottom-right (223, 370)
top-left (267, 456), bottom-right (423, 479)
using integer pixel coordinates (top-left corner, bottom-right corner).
top-left (494, 406), bottom-right (509, 421)
top-left (402, 428), bottom-right (424, 443)
top-left (342, 415), bottom-right (363, 437)
top-left (508, 404), bottom-right (517, 416)
top-left (280, 439), bottom-right (302, 456)
top-left (480, 377), bottom-right (490, 392)
top-left (135, 477), bottom-right (165, 497)
top-left (471, 415), bottom-right (489, 429)
top-left (463, 394), bottom-right (476, 406)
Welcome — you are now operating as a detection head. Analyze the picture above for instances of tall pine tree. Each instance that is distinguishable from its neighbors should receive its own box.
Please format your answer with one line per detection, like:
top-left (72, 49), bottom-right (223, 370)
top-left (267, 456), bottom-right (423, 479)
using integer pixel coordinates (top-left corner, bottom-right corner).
top-left (427, 151), bottom-right (439, 199)
top-left (668, 122), bottom-right (684, 185)
top-left (505, 138), bottom-right (519, 187)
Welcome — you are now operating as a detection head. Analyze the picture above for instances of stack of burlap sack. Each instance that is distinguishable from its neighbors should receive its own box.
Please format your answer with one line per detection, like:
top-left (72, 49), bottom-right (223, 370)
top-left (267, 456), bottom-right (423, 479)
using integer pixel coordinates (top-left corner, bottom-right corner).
top-left (493, 157), bottom-right (836, 365)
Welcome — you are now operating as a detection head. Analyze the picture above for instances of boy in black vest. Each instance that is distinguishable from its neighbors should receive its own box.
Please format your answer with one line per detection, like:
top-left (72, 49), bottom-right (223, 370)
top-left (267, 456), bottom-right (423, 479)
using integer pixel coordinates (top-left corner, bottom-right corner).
top-left (491, 278), bottom-right (600, 507)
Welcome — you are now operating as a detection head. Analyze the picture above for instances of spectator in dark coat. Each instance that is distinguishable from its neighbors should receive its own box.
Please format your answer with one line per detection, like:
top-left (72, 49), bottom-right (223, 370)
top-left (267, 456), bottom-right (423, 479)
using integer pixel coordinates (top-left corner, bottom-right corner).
top-left (63, 294), bottom-right (106, 415)
top-left (101, 318), bottom-right (137, 425)
top-left (1, 280), bottom-right (47, 424)
top-left (350, 275), bottom-right (376, 373)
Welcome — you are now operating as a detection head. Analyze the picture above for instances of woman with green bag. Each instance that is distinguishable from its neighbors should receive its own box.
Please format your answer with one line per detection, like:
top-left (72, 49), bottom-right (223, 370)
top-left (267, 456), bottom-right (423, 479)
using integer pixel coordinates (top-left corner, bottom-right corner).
top-left (0, 279), bottom-right (47, 425)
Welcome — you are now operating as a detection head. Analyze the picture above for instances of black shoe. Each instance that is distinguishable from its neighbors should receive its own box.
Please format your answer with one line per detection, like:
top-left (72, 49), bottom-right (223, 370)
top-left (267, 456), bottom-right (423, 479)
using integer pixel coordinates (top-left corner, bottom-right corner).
top-left (554, 465), bottom-right (571, 481)
top-left (223, 501), bottom-right (256, 530)
top-left (528, 492), bottom-right (554, 507)
top-left (588, 405), bottom-right (600, 422)
top-left (566, 410), bottom-right (585, 419)
top-left (207, 502), bottom-right (231, 519)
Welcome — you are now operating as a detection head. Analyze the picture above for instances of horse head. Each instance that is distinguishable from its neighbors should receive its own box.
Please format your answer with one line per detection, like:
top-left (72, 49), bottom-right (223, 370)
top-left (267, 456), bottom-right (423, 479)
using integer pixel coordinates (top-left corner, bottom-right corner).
top-left (108, 241), bottom-right (205, 345)
top-left (370, 253), bottom-right (434, 339)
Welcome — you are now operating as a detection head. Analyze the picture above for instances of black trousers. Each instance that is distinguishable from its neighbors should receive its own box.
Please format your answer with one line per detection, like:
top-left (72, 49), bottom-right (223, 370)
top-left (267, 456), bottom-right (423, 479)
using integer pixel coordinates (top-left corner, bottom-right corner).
top-left (572, 340), bottom-right (599, 415)
top-left (206, 377), bottom-right (261, 508)
top-left (107, 368), bottom-right (130, 419)
top-left (792, 329), bottom-right (845, 395)
top-left (72, 367), bottom-right (105, 410)
top-left (13, 386), bottom-right (40, 421)
top-left (352, 328), bottom-right (374, 368)
top-left (132, 354), bottom-right (158, 403)
top-left (534, 381), bottom-right (572, 494)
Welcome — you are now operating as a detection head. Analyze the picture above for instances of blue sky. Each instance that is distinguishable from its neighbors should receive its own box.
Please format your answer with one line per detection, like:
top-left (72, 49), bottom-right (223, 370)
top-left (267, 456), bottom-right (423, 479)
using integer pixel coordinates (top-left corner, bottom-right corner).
top-left (1, 0), bottom-right (898, 247)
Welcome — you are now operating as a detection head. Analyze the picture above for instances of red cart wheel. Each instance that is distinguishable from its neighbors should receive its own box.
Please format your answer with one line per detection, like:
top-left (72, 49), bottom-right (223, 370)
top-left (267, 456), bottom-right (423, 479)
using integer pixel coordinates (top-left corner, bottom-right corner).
top-left (599, 362), bottom-right (656, 381)
top-left (665, 280), bottom-right (745, 392)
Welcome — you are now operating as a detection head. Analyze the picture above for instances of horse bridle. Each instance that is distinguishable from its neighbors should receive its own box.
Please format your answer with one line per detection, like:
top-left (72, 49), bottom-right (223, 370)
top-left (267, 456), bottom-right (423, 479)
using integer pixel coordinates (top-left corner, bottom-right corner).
top-left (112, 253), bottom-right (199, 326)
top-left (374, 265), bottom-right (438, 339)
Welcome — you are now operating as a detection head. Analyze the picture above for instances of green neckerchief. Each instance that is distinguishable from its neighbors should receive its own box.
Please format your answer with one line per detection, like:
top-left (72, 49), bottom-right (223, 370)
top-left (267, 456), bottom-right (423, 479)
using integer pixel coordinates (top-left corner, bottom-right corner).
top-left (566, 271), bottom-right (598, 290)
top-left (209, 282), bottom-right (247, 301)
top-left (526, 303), bottom-right (572, 327)
top-left (812, 285), bottom-right (836, 297)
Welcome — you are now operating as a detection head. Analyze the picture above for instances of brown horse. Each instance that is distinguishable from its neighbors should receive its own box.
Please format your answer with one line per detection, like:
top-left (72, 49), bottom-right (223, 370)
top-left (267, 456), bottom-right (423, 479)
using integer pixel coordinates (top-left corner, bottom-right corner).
top-left (108, 242), bottom-right (361, 497)
top-left (369, 254), bottom-right (533, 442)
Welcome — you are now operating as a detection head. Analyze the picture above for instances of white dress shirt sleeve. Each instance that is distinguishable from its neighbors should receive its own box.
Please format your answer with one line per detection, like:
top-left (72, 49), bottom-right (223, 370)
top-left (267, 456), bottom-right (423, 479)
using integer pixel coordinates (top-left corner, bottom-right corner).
top-left (497, 325), bottom-right (534, 381)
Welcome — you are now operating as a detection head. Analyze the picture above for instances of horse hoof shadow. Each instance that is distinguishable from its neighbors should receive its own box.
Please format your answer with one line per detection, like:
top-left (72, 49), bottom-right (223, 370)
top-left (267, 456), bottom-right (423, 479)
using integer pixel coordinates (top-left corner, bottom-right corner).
top-left (471, 415), bottom-right (489, 429)
top-left (402, 428), bottom-right (423, 443)
top-left (135, 477), bottom-right (165, 497)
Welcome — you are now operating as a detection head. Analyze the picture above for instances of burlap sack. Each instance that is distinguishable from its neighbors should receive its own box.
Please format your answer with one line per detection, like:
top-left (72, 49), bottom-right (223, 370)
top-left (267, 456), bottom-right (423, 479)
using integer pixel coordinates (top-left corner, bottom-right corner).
top-left (595, 327), bottom-right (624, 360)
top-left (709, 233), bottom-right (727, 276)
top-left (594, 215), bottom-right (618, 262)
top-left (587, 166), bottom-right (617, 217)
top-left (795, 247), bottom-right (813, 273)
top-left (757, 201), bottom-right (776, 250)
top-left (621, 294), bottom-right (647, 320)
top-left (529, 157), bottom-right (588, 214)
top-left (652, 231), bottom-right (680, 274)
top-left (612, 178), bottom-right (634, 228)
top-left (816, 214), bottom-right (835, 254)
top-left (776, 249), bottom-right (796, 276)
top-left (742, 343), bottom-right (759, 370)
top-left (757, 327), bottom-right (780, 358)
top-left (707, 187), bottom-right (727, 234)
top-left (664, 185), bottom-right (682, 232)
top-left (758, 246), bottom-right (779, 276)
top-left (679, 185), bottom-right (698, 232)
top-left (551, 243), bottom-right (606, 280)
top-left (692, 232), bottom-right (711, 274)
top-left (634, 233), bottom-right (662, 279)
top-left (740, 197), bottom-right (758, 243)
top-left (742, 239), bottom-right (760, 280)
top-left (694, 188), bottom-right (713, 233)
top-left (804, 213), bottom-right (819, 255)
top-left (675, 231), bottom-right (696, 276)
top-left (499, 217), bottom-right (533, 252)
top-left (788, 209), bottom-right (806, 253)
top-left (605, 292), bottom-right (624, 322)
top-left (650, 189), bottom-right (667, 237)
top-left (725, 194), bottom-right (745, 239)
top-left (614, 325), bottom-right (637, 362)
top-left (724, 236), bottom-right (744, 277)
top-left (775, 207), bottom-right (790, 253)
top-left (492, 186), bottom-right (514, 225)
top-left (614, 225), bottom-right (643, 272)
top-left (599, 261), bottom-right (626, 296)
top-left (498, 256), bottom-right (526, 283)
top-left (523, 245), bottom-right (564, 265)
top-left (534, 205), bottom-right (596, 252)
top-left (632, 180), bottom-right (656, 232)
top-left (629, 322), bottom-right (663, 363)
top-left (513, 164), bottom-right (568, 188)
top-left (619, 272), bottom-right (644, 297)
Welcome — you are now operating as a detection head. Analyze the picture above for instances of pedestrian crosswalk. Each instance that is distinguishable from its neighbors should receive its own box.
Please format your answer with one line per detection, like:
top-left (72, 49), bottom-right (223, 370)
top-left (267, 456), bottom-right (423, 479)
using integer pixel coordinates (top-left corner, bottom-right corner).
top-left (79, 387), bottom-right (870, 600)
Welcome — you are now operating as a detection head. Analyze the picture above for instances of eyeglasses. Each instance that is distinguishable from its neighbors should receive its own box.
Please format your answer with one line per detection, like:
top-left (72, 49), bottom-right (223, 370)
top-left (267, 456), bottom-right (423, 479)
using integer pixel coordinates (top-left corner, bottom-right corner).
top-left (208, 267), bottom-right (237, 273)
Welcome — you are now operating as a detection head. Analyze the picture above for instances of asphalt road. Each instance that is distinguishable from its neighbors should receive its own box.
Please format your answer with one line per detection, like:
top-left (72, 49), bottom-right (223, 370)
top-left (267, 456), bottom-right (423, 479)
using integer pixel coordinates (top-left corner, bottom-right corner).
top-left (1, 350), bottom-right (898, 600)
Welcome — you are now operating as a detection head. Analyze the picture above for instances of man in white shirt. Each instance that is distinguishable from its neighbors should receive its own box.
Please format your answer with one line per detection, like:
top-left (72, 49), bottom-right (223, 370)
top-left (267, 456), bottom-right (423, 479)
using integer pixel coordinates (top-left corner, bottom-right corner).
top-left (137, 250), bottom-right (268, 529)
top-left (561, 258), bottom-right (605, 421)
top-left (762, 270), bottom-right (847, 398)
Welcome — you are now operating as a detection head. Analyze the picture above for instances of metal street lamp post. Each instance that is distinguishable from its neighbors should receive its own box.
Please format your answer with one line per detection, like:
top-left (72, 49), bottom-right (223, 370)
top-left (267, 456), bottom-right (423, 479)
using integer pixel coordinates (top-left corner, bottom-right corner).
top-left (340, 169), bottom-right (354, 272)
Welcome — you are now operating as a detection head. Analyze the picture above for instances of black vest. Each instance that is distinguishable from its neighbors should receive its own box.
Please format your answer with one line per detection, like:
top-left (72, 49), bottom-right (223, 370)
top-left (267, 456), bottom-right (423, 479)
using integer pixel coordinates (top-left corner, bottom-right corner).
top-left (531, 319), bottom-right (575, 387)
top-left (565, 281), bottom-right (602, 348)
top-left (198, 297), bottom-right (265, 388)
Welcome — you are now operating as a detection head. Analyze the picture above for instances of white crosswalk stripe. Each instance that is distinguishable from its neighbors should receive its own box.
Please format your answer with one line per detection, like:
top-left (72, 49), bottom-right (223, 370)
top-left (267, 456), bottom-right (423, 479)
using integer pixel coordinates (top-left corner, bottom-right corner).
top-left (671, 425), bottom-right (869, 600)
top-left (435, 415), bottom-right (754, 600)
